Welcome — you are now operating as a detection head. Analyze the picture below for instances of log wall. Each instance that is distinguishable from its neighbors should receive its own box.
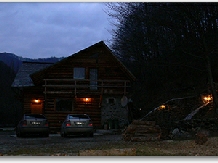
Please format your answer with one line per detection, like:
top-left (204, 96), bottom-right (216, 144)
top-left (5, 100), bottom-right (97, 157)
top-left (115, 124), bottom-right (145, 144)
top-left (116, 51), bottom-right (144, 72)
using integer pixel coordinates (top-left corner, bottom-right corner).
top-left (43, 94), bottom-right (102, 130)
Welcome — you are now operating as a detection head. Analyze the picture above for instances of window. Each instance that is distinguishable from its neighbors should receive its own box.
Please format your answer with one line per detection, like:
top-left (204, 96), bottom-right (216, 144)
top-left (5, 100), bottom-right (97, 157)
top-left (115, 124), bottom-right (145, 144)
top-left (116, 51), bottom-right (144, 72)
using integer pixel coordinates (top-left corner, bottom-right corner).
top-left (56, 99), bottom-right (74, 111)
top-left (109, 98), bottom-right (115, 104)
top-left (25, 114), bottom-right (46, 119)
top-left (69, 114), bottom-right (89, 119)
top-left (107, 97), bottom-right (115, 104)
top-left (74, 67), bottom-right (85, 79)
top-left (90, 68), bottom-right (98, 90)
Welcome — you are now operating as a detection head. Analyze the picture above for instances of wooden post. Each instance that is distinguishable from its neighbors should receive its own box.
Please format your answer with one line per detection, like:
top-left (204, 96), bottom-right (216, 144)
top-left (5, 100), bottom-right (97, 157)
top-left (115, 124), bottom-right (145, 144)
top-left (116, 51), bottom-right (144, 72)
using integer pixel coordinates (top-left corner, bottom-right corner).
top-left (124, 81), bottom-right (126, 95)
top-left (75, 80), bottom-right (77, 97)
top-left (44, 79), bottom-right (47, 114)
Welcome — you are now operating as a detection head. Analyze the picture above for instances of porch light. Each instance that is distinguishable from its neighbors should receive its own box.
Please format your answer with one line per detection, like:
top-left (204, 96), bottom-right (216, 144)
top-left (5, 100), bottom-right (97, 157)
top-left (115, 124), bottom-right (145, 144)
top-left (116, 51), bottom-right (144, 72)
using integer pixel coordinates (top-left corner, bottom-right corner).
top-left (83, 98), bottom-right (91, 103)
top-left (34, 99), bottom-right (40, 104)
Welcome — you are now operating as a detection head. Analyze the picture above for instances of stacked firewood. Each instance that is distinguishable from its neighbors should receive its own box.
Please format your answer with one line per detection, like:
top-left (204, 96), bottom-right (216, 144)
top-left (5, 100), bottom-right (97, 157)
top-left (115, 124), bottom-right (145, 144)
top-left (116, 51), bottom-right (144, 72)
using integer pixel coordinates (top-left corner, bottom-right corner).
top-left (122, 120), bottom-right (161, 142)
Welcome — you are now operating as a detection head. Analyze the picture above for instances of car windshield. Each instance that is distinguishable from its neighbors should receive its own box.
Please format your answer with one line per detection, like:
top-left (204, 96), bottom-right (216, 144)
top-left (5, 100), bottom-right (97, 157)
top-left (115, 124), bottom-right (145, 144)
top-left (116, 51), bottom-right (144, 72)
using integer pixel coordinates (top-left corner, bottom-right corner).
top-left (25, 114), bottom-right (46, 119)
top-left (69, 115), bottom-right (89, 119)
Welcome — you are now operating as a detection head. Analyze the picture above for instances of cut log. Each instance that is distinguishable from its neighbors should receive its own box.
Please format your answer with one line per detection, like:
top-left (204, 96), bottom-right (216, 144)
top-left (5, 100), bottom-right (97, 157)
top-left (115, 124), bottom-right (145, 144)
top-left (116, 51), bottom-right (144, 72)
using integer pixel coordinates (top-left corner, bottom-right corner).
top-left (122, 120), bottom-right (161, 142)
top-left (125, 124), bottom-right (137, 133)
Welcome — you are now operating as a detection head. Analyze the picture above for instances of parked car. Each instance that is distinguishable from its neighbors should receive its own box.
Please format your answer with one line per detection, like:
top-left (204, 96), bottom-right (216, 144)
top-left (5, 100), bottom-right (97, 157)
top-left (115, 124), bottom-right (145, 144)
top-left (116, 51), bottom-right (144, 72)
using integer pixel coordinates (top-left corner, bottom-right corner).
top-left (60, 114), bottom-right (94, 137)
top-left (16, 114), bottom-right (49, 137)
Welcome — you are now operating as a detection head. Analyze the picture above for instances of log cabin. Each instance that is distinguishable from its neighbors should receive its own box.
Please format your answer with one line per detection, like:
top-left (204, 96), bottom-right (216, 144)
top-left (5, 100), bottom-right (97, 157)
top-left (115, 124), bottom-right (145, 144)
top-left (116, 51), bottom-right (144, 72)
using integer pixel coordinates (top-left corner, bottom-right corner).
top-left (12, 41), bottom-right (136, 132)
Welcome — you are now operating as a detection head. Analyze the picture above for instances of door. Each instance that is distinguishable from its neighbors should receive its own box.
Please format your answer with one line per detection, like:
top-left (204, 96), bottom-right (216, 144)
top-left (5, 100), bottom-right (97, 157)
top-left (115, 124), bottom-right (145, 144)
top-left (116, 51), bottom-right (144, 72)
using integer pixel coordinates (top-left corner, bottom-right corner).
top-left (31, 99), bottom-right (43, 114)
top-left (31, 103), bottom-right (43, 114)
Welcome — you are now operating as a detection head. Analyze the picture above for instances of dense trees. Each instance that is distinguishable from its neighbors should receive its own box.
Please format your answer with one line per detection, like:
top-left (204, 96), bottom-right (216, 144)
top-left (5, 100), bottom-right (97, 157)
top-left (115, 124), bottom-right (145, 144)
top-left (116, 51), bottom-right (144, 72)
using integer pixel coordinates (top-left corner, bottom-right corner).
top-left (0, 54), bottom-right (61, 126)
top-left (107, 3), bottom-right (218, 115)
top-left (0, 61), bottom-right (22, 126)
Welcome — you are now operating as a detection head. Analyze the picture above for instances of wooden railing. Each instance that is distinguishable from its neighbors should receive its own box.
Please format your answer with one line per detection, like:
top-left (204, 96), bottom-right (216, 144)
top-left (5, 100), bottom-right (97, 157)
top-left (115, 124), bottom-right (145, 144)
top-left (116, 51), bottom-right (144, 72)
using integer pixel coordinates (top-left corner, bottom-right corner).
top-left (43, 79), bottom-right (131, 96)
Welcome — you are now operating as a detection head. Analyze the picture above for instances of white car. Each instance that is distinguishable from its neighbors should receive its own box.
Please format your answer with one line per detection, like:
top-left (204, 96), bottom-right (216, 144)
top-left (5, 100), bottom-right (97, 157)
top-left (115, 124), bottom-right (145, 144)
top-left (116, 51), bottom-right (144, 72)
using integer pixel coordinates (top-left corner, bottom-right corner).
top-left (16, 114), bottom-right (49, 137)
top-left (60, 114), bottom-right (94, 137)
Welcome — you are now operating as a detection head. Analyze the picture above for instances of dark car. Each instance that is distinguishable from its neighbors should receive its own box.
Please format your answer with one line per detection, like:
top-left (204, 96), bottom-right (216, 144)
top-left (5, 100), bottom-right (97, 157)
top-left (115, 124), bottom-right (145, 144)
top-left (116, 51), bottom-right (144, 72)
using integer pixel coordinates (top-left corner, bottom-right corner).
top-left (16, 114), bottom-right (49, 137)
top-left (60, 114), bottom-right (94, 137)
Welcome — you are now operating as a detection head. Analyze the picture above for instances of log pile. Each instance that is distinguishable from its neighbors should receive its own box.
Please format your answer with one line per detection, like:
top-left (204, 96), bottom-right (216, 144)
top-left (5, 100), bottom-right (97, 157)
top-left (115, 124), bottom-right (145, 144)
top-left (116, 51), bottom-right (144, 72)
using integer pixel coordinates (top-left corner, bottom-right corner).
top-left (122, 120), bottom-right (161, 142)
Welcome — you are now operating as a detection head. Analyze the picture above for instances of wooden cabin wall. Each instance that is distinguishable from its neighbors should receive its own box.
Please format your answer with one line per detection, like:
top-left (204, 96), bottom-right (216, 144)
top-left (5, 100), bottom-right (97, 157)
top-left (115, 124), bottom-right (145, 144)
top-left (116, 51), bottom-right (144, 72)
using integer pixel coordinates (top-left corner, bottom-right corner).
top-left (29, 43), bottom-right (134, 131)
top-left (74, 95), bottom-right (101, 128)
top-left (22, 88), bottom-right (102, 130)
top-left (44, 93), bottom-right (102, 131)
top-left (23, 87), bottom-right (44, 115)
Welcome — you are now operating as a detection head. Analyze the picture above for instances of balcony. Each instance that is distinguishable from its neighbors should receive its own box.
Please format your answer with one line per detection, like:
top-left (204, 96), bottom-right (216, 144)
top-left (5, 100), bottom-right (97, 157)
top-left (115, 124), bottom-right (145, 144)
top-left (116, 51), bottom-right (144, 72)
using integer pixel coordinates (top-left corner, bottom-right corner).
top-left (43, 79), bottom-right (131, 96)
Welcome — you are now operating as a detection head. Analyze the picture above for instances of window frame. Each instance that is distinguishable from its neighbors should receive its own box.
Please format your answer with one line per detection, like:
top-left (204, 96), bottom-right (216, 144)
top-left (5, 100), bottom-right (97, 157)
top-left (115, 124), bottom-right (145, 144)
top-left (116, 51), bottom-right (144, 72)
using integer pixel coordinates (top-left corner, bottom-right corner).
top-left (89, 68), bottom-right (98, 90)
top-left (55, 98), bottom-right (74, 112)
top-left (73, 67), bottom-right (86, 79)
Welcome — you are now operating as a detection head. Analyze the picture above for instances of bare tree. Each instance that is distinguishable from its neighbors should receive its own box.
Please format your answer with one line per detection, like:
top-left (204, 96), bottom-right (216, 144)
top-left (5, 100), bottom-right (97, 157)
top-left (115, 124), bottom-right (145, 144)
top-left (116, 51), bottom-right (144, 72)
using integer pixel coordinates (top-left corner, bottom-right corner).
top-left (106, 2), bottom-right (218, 113)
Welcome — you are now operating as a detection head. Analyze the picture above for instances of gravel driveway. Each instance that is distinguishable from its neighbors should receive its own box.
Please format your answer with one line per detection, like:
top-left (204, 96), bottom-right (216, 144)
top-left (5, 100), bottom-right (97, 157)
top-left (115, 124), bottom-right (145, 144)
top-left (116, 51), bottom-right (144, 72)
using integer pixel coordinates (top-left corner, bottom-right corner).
top-left (0, 130), bottom-right (124, 156)
top-left (2, 129), bottom-right (218, 156)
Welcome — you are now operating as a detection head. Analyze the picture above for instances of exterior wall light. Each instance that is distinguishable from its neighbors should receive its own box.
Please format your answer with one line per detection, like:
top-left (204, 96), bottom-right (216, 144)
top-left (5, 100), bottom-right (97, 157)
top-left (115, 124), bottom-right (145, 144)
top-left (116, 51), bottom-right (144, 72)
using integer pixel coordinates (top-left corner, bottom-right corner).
top-left (32, 99), bottom-right (41, 104)
top-left (34, 99), bottom-right (40, 103)
top-left (83, 98), bottom-right (91, 103)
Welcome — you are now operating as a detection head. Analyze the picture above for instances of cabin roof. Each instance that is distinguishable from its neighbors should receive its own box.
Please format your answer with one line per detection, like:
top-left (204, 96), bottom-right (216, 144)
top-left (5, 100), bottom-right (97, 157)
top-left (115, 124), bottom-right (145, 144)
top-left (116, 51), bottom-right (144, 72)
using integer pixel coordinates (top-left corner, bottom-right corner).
top-left (102, 41), bottom-right (136, 81)
top-left (11, 61), bottom-right (53, 87)
top-left (30, 41), bottom-right (136, 84)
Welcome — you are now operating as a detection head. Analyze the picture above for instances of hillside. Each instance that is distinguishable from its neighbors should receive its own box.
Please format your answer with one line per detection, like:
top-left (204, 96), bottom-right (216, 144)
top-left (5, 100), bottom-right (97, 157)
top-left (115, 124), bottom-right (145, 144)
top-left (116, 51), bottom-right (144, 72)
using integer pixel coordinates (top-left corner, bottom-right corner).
top-left (0, 53), bottom-right (22, 73)
top-left (0, 52), bottom-right (63, 73)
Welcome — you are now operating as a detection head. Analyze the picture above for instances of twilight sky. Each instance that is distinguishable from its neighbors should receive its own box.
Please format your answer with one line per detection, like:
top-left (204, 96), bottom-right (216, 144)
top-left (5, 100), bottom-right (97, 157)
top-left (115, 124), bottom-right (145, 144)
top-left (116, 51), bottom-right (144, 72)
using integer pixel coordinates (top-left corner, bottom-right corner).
top-left (0, 2), bottom-right (114, 59)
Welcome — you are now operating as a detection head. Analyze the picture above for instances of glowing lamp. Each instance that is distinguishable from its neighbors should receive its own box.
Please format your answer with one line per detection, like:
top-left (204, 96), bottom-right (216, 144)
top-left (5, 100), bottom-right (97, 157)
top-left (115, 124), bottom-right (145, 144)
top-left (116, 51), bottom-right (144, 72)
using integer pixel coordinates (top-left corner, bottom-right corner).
top-left (83, 98), bottom-right (91, 103)
top-left (34, 99), bottom-right (40, 103)
top-left (159, 105), bottom-right (166, 109)
top-left (202, 95), bottom-right (212, 103)
top-left (32, 99), bottom-right (41, 105)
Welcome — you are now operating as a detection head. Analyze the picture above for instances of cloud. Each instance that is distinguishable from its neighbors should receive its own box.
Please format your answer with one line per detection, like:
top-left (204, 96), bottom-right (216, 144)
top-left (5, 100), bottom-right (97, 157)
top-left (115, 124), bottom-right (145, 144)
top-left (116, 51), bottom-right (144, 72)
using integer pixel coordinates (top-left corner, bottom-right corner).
top-left (0, 2), bottom-right (113, 58)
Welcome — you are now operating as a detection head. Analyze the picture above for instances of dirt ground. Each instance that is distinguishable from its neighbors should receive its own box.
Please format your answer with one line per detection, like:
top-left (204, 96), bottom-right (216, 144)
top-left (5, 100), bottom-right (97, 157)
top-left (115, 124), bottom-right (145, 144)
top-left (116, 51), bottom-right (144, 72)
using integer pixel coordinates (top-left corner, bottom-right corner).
top-left (137, 137), bottom-right (218, 156)
top-left (1, 130), bottom-right (218, 156)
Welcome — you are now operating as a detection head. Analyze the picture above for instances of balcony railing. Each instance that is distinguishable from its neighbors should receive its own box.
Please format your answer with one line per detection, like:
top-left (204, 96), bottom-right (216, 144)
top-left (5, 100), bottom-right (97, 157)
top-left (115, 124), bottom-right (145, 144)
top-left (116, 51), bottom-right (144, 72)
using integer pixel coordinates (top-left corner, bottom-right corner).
top-left (43, 79), bottom-right (131, 96)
